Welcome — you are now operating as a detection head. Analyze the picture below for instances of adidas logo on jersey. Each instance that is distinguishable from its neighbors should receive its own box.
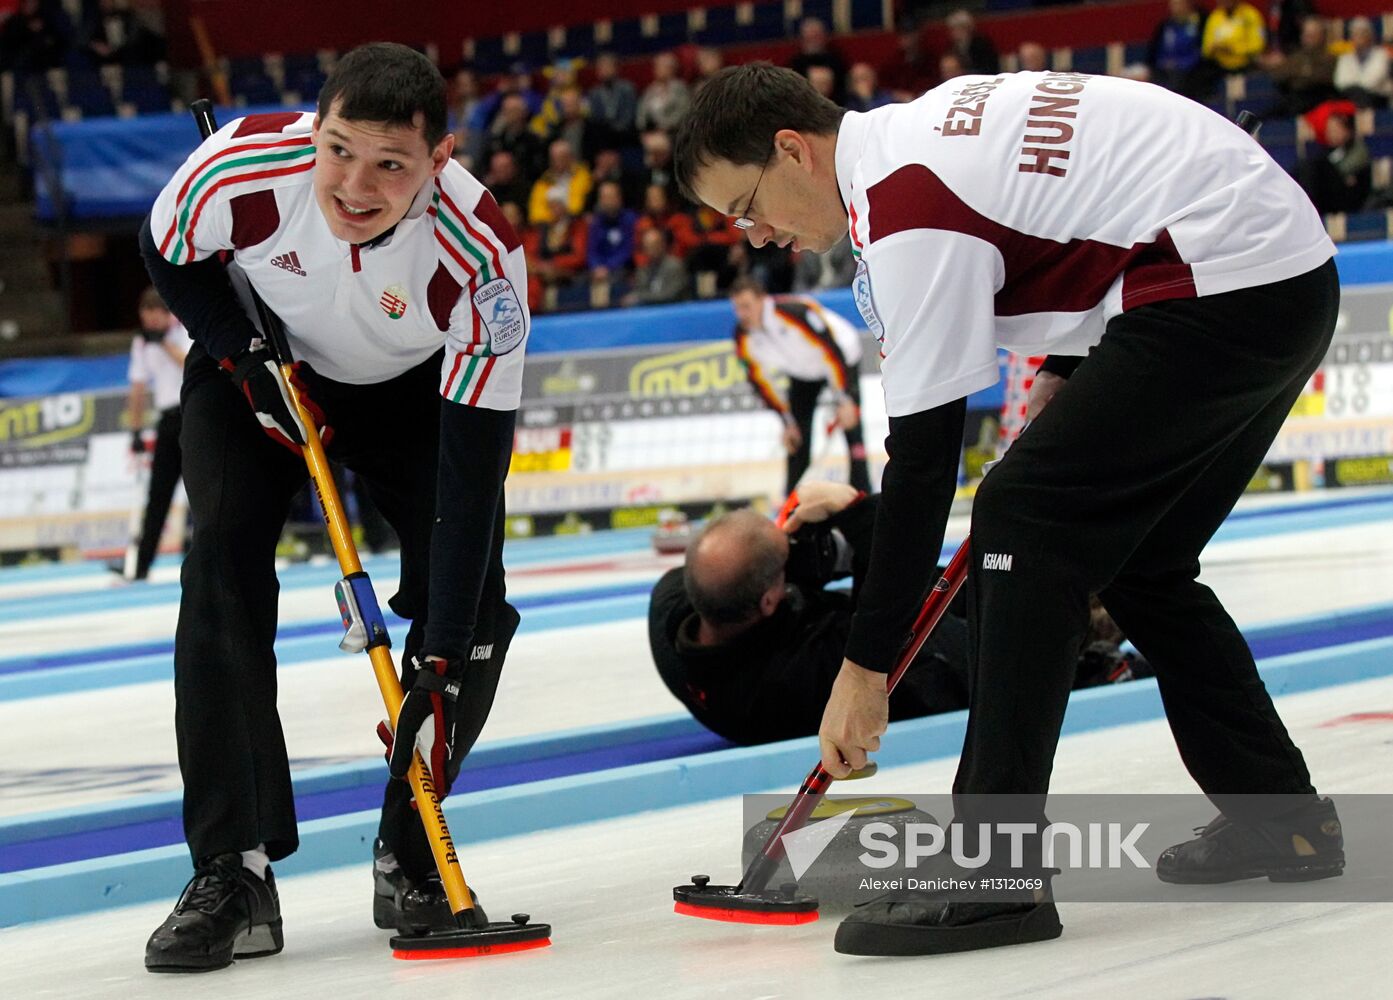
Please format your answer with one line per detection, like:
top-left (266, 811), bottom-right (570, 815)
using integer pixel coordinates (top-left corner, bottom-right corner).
top-left (271, 251), bottom-right (306, 276)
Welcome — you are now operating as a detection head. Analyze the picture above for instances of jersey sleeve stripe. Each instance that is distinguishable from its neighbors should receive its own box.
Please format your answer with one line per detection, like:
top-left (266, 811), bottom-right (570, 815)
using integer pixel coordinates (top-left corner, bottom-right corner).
top-left (847, 198), bottom-right (865, 258)
top-left (779, 306), bottom-right (849, 391)
top-left (432, 221), bottom-right (481, 279)
top-left (436, 183), bottom-right (505, 277)
top-left (466, 355), bottom-right (499, 406)
top-left (159, 138), bottom-right (313, 258)
top-left (173, 160), bottom-right (314, 265)
top-left (431, 195), bottom-right (493, 282)
top-left (449, 354), bottom-right (482, 403)
top-left (735, 330), bottom-right (786, 412)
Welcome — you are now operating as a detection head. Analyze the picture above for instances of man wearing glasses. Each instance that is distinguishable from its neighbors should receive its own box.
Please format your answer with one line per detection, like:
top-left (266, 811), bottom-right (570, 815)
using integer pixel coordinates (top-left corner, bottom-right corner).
top-left (674, 64), bottom-right (1343, 958)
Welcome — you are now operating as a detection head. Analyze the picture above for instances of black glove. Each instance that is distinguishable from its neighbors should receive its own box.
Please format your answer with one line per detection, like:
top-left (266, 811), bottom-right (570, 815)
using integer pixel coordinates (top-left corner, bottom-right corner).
top-left (221, 346), bottom-right (330, 455)
top-left (130, 428), bottom-right (147, 455)
top-left (378, 655), bottom-right (462, 797)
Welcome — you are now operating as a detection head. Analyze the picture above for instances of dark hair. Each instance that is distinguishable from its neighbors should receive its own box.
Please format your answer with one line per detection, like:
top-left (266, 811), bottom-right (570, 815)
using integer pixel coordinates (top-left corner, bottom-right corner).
top-left (317, 42), bottom-right (448, 149)
top-left (684, 509), bottom-right (786, 626)
top-left (727, 275), bottom-right (766, 298)
top-left (673, 63), bottom-right (845, 204)
top-left (138, 285), bottom-right (168, 312)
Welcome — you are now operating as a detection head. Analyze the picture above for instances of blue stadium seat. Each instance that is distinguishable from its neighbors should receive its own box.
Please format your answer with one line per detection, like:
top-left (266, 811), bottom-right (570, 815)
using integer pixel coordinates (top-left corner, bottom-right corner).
top-left (1372, 107), bottom-right (1393, 133)
top-left (1260, 116), bottom-right (1298, 143)
top-left (800, 0), bottom-right (835, 29)
top-left (1366, 132), bottom-right (1393, 157)
top-left (1071, 46), bottom-right (1108, 75)
top-left (1243, 72), bottom-right (1276, 99)
top-left (122, 83), bottom-right (172, 114)
top-left (1123, 42), bottom-right (1148, 66)
top-left (471, 37), bottom-right (508, 75)
top-left (66, 74), bottom-right (115, 118)
top-left (286, 67), bottom-right (326, 100)
top-left (747, 3), bottom-right (786, 42)
top-left (849, 0), bottom-right (886, 31)
top-left (1342, 210), bottom-right (1389, 241)
top-left (693, 6), bottom-right (741, 47)
top-left (12, 76), bottom-right (61, 121)
top-left (1263, 142), bottom-right (1299, 172)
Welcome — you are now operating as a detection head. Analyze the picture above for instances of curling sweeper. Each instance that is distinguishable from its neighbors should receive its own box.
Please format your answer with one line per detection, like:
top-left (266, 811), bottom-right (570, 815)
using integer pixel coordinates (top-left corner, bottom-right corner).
top-left (672, 511), bottom-right (971, 924)
top-left (187, 98), bottom-right (550, 962)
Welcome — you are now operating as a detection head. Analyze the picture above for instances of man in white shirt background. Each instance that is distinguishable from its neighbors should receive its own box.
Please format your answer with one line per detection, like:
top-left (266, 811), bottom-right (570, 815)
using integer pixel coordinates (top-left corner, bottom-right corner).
top-left (120, 286), bottom-right (191, 582)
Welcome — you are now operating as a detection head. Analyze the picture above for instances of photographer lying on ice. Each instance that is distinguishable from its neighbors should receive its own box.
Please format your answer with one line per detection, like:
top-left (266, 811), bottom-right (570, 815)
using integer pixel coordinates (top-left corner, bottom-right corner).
top-left (648, 481), bottom-right (1147, 745)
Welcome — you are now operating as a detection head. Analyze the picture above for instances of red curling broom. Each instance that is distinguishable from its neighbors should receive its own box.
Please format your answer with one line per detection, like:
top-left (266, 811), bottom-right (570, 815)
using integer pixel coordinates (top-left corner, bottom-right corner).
top-left (673, 491), bottom-right (972, 924)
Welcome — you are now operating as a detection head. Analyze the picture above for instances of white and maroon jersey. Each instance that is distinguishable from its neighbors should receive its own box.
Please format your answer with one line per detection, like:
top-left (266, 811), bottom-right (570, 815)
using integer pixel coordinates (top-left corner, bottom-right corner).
top-left (149, 111), bottom-right (527, 410)
top-left (836, 72), bottom-right (1335, 417)
top-left (128, 321), bottom-right (193, 412)
top-left (734, 294), bottom-right (862, 413)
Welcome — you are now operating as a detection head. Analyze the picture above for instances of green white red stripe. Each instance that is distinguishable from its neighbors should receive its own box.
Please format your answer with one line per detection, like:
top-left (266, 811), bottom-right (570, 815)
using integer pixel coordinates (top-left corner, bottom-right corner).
top-left (160, 137), bottom-right (315, 264)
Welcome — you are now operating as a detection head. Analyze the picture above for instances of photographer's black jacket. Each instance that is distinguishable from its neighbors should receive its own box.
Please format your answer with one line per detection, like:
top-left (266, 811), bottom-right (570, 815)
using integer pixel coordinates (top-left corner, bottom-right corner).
top-left (647, 496), bottom-right (970, 745)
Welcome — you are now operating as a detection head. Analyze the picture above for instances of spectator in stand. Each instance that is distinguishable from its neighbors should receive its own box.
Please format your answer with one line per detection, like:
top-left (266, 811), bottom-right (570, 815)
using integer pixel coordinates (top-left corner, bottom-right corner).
top-left (793, 236), bottom-right (857, 292)
top-left (693, 46), bottom-right (724, 94)
top-left (946, 9), bottom-right (1000, 75)
top-left (637, 51), bottom-right (691, 133)
top-left (1260, 16), bottom-right (1336, 118)
top-left (1016, 42), bottom-right (1049, 73)
top-left (483, 92), bottom-right (544, 179)
top-left (1267, 0), bottom-right (1316, 54)
top-left (449, 66), bottom-right (484, 165)
top-left (640, 129), bottom-right (680, 200)
top-left (526, 194), bottom-right (589, 308)
top-left (530, 58), bottom-right (583, 139)
top-left (0, 0), bottom-right (71, 74)
top-left (481, 150), bottom-right (531, 216)
top-left (545, 88), bottom-right (603, 162)
top-left (1202, 0), bottom-right (1266, 75)
top-left (939, 51), bottom-right (968, 82)
top-left (1300, 112), bottom-right (1372, 215)
top-left (807, 64), bottom-right (837, 101)
top-left (82, 0), bottom-right (164, 67)
top-left (634, 184), bottom-right (698, 263)
top-left (587, 180), bottom-right (638, 287)
top-left (623, 228), bottom-right (690, 306)
top-left (789, 17), bottom-right (848, 102)
top-left (686, 205), bottom-right (744, 293)
top-left (881, 24), bottom-right (936, 103)
top-left (588, 51), bottom-right (638, 148)
top-left (470, 63), bottom-right (542, 138)
top-left (528, 138), bottom-right (593, 225)
top-left (588, 147), bottom-right (643, 209)
top-left (497, 202), bottom-right (542, 312)
top-left (1147, 0), bottom-right (1206, 96)
top-left (845, 62), bottom-right (893, 113)
top-left (1335, 17), bottom-right (1392, 109)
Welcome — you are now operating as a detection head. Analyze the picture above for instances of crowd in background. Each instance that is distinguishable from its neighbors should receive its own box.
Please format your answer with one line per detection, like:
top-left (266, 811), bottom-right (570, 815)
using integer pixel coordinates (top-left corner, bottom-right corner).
top-left (1, 1), bottom-right (1389, 315)
top-left (442, 3), bottom-right (1393, 314)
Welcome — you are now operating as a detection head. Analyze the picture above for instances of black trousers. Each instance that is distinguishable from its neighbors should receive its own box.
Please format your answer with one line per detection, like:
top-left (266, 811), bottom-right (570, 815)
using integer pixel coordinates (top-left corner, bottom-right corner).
top-left (786, 366), bottom-right (872, 495)
top-left (134, 405), bottom-right (183, 579)
top-left (957, 260), bottom-right (1338, 826)
top-left (175, 345), bottom-right (512, 876)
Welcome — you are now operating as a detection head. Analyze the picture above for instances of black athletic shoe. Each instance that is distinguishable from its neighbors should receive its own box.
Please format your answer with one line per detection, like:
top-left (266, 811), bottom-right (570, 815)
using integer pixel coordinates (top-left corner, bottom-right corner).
top-left (373, 845), bottom-right (485, 933)
top-left (1156, 796), bottom-right (1345, 884)
top-left (834, 888), bottom-right (1062, 957)
top-left (145, 854), bottom-right (283, 973)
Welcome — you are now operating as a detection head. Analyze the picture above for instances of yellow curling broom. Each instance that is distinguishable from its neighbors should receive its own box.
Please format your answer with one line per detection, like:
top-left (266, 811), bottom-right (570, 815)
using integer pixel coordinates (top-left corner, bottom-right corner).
top-left (189, 100), bottom-right (549, 960)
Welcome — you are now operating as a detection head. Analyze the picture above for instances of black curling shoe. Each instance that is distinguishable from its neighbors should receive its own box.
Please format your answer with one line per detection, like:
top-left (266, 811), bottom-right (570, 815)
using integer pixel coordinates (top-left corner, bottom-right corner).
top-left (834, 887), bottom-right (1062, 957)
top-left (373, 847), bottom-right (485, 934)
top-left (145, 854), bottom-right (283, 973)
top-left (1157, 796), bottom-right (1345, 884)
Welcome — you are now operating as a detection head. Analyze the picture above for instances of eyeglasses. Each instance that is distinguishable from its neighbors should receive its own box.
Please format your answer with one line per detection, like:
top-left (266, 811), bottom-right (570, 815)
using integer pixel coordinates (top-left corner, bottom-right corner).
top-left (732, 155), bottom-right (772, 231)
